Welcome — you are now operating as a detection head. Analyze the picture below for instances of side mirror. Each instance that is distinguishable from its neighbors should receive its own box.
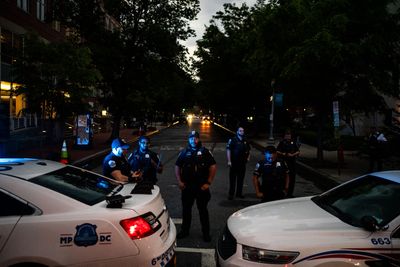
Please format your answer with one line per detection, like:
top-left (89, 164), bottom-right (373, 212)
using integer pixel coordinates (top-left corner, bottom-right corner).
top-left (360, 216), bottom-right (378, 232)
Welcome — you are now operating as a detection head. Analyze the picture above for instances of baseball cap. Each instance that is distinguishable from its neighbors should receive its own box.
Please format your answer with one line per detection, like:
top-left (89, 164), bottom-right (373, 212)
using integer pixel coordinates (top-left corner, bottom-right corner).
top-left (111, 138), bottom-right (130, 149)
top-left (188, 130), bottom-right (200, 138)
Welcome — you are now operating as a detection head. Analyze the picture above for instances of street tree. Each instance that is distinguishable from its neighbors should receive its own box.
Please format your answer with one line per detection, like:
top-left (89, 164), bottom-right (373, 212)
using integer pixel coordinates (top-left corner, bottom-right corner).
top-left (15, 33), bottom-right (101, 142)
top-left (54, 0), bottom-right (199, 140)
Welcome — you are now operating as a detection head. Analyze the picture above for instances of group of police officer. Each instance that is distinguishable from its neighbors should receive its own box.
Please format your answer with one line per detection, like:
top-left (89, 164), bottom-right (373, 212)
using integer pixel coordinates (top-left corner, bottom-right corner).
top-left (102, 127), bottom-right (300, 242)
top-left (102, 135), bottom-right (163, 184)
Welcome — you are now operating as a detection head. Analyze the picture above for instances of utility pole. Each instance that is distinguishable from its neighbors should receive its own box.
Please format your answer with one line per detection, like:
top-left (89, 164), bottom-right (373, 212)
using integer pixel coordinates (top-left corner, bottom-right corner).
top-left (268, 79), bottom-right (276, 142)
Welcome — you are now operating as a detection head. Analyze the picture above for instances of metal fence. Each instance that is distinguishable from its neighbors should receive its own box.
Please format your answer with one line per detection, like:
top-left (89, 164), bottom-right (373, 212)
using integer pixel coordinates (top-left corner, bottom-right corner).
top-left (10, 114), bottom-right (38, 131)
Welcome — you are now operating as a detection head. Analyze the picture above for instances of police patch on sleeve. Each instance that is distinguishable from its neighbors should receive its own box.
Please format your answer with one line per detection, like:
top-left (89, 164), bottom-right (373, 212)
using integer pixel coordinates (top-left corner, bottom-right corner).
top-left (108, 160), bottom-right (116, 168)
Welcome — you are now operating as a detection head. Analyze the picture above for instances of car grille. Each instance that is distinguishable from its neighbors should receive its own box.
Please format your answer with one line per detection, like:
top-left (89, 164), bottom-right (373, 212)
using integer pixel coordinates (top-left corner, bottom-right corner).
top-left (217, 224), bottom-right (237, 260)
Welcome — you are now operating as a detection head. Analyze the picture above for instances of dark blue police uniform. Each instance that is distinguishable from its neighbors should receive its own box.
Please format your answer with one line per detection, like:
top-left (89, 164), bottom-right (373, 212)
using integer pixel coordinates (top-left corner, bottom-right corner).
top-left (128, 149), bottom-right (161, 184)
top-left (253, 159), bottom-right (288, 202)
top-left (102, 153), bottom-right (131, 180)
top-left (227, 135), bottom-right (251, 198)
top-left (175, 145), bottom-right (216, 237)
top-left (276, 139), bottom-right (299, 197)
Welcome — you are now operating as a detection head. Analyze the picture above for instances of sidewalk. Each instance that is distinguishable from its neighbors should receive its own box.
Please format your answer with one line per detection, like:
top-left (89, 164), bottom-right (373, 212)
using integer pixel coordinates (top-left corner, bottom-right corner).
top-left (250, 136), bottom-right (400, 190)
top-left (13, 125), bottom-right (168, 166)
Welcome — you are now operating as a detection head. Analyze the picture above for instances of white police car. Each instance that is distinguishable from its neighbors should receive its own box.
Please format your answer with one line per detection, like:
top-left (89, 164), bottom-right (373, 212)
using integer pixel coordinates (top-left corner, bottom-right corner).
top-left (217, 171), bottom-right (400, 266)
top-left (0, 158), bottom-right (176, 267)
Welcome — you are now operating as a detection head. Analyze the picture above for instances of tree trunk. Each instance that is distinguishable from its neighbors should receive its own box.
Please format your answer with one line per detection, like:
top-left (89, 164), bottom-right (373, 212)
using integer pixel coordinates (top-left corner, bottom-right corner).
top-left (108, 114), bottom-right (121, 143)
top-left (316, 115), bottom-right (324, 161)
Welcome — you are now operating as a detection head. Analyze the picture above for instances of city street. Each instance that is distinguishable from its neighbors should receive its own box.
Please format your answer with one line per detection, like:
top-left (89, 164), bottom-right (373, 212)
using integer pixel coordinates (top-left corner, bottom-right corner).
top-left (90, 119), bottom-right (324, 266)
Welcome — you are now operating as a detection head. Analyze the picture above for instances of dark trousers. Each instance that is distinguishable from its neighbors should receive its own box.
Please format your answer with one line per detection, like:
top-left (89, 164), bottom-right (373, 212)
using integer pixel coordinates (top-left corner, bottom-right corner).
top-left (287, 162), bottom-right (296, 197)
top-left (261, 188), bottom-right (285, 203)
top-left (369, 155), bottom-right (383, 172)
top-left (286, 161), bottom-right (296, 197)
top-left (181, 186), bottom-right (211, 235)
top-left (229, 164), bottom-right (246, 197)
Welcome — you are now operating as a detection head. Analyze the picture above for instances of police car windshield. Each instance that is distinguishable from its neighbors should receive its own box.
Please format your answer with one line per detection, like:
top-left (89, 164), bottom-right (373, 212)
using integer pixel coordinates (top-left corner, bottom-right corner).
top-left (312, 175), bottom-right (400, 227)
top-left (30, 166), bottom-right (119, 205)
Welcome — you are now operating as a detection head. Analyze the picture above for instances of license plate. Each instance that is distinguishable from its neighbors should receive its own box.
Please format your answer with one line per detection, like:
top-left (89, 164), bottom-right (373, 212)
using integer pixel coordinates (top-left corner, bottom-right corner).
top-left (151, 243), bottom-right (175, 266)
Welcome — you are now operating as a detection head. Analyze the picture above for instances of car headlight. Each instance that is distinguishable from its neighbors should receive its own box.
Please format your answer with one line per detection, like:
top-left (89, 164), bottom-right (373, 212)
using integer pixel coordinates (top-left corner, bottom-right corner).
top-left (242, 245), bottom-right (299, 264)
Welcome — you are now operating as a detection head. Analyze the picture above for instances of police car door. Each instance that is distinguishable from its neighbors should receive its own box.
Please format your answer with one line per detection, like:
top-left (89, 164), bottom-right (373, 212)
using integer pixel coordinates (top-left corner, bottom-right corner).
top-left (390, 217), bottom-right (400, 264)
top-left (0, 188), bottom-right (35, 252)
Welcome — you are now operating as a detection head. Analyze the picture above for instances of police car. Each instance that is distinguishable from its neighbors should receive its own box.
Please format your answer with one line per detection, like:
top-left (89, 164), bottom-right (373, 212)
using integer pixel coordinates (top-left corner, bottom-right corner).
top-left (0, 158), bottom-right (176, 267)
top-left (217, 171), bottom-right (400, 266)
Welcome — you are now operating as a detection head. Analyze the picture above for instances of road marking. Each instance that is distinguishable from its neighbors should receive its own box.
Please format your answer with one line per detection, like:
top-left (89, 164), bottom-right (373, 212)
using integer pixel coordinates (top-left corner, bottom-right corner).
top-left (175, 247), bottom-right (216, 267)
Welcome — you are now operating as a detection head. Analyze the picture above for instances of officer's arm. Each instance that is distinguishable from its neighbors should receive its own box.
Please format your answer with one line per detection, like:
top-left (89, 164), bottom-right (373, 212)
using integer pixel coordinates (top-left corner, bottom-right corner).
top-left (110, 170), bottom-right (129, 183)
top-left (276, 143), bottom-right (286, 157)
top-left (226, 149), bottom-right (232, 166)
top-left (207, 164), bottom-right (217, 184)
top-left (252, 175), bottom-right (263, 198)
top-left (284, 172), bottom-right (290, 193)
top-left (175, 165), bottom-right (185, 190)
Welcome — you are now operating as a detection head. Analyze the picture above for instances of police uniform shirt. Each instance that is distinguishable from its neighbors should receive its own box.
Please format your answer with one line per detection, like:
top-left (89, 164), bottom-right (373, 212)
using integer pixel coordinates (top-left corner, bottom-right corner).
top-left (128, 149), bottom-right (160, 182)
top-left (226, 136), bottom-right (251, 164)
top-left (277, 139), bottom-right (299, 162)
top-left (103, 152), bottom-right (131, 179)
top-left (253, 159), bottom-right (288, 193)
top-left (175, 146), bottom-right (216, 186)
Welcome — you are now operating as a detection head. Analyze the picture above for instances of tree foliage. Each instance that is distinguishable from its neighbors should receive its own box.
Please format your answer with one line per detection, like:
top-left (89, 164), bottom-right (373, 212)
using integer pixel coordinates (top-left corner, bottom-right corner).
top-left (53, 0), bottom-right (200, 139)
top-left (195, 0), bottom-right (400, 158)
top-left (15, 33), bottom-right (100, 119)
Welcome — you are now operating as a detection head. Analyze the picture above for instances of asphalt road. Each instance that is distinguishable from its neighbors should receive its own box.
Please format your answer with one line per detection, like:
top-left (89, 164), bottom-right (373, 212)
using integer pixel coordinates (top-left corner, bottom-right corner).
top-left (91, 119), bottom-right (324, 266)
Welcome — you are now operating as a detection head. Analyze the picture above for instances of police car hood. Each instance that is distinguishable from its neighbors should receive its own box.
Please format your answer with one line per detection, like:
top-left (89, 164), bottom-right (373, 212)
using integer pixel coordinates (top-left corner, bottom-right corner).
top-left (227, 196), bottom-right (369, 250)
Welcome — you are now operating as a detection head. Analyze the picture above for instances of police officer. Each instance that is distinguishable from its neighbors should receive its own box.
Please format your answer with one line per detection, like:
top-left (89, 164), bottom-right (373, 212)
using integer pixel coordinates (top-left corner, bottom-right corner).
top-left (175, 130), bottom-right (217, 242)
top-left (367, 127), bottom-right (387, 172)
top-left (103, 138), bottom-right (141, 182)
top-left (252, 145), bottom-right (289, 202)
top-left (226, 126), bottom-right (251, 199)
top-left (128, 135), bottom-right (163, 185)
top-left (276, 130), bottom-right (300, 197)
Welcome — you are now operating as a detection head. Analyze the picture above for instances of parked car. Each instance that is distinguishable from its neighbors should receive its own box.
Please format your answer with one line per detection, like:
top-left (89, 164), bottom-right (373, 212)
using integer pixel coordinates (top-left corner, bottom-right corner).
top-left (217, 171), bottom-right (400, 267)
top-left (0, 158), bottom-right (176, 267)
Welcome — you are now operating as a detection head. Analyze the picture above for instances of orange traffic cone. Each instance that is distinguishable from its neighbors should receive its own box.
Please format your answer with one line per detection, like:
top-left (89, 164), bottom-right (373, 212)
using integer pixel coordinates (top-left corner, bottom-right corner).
top-left (60, 140), bottom-right (69, 164)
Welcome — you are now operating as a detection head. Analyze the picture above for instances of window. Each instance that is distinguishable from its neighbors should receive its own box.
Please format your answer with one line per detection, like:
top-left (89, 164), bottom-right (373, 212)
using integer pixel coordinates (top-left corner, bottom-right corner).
top-left (36, 0), bottom-right (45, 21)
top-left (0, 191), bottom-right (35, 217)
top-left (30, 166), bottom-right (119, 205)
top-left (17, 0), bottom-right (29, 12)
top-left (313, 175), bottom-right (400, 228)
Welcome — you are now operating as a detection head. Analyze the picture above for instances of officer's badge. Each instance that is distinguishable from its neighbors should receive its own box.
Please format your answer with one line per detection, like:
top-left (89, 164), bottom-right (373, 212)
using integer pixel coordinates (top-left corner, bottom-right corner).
top-left (145, 154), bottom-right (150, 158)
top-left (276, 162), bottom-right (281, 167)
top-left (197, 151), bottom-right (202, 156)
top-left (108, 160), bottom-right (116, 168)
top-left (255, 163), bottom-right (260, 169)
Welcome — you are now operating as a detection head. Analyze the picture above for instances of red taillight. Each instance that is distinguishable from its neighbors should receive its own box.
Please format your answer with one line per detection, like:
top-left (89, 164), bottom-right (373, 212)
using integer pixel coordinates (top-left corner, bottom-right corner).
top-left (120, 217), bottom-right (154, 239)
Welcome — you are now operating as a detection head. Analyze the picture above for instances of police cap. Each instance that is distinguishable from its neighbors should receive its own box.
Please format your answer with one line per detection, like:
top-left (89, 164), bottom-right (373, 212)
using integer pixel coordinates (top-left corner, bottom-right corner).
top-left (112, 138), bottom-right (130, 149)
top-left (188, 130), bottom-right (200, 138)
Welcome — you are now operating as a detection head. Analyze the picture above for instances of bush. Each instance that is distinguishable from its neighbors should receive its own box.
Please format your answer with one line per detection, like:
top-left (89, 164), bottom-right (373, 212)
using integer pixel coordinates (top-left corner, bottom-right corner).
top-left (298, 130), bottom-right (365, 151)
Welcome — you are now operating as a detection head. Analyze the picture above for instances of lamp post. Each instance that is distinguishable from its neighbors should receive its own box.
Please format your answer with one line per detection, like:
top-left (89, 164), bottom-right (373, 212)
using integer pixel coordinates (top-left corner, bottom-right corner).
top-left (268, 79), bottom-right (276, 142)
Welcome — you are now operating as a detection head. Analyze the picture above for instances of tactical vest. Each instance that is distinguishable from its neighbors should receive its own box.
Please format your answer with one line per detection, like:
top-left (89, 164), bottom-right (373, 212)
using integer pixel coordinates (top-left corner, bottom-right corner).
top-left (180, 147), bottom-right (209, 185)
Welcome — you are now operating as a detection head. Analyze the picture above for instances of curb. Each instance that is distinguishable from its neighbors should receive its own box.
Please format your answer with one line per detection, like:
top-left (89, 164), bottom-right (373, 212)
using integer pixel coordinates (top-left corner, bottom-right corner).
top-left (72, 124), bottom-right (176, 169)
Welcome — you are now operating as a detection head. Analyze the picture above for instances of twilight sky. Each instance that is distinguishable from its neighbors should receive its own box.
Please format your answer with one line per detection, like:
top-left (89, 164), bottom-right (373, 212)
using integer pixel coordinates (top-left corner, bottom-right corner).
top-left (182, 0), bottom-right (257, 57)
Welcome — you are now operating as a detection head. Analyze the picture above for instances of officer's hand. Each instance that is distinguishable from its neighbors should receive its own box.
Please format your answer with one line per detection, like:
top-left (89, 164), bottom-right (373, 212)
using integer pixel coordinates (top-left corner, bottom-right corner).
top-left (256, 191), bottom-right (263, 198)
top-left (201, 183), bottom-right (210, 191)
top-left (178, 181), bottom-right (186, 190)
top-left (227, 161), bottom-right (232, 167)
top-left (131, 170), bottom-right (142, 182)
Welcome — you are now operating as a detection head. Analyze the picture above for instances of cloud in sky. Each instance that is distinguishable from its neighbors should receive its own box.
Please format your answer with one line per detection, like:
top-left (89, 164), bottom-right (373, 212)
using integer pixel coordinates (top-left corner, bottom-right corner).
top-left (182, 0), bottom-right (257, 57)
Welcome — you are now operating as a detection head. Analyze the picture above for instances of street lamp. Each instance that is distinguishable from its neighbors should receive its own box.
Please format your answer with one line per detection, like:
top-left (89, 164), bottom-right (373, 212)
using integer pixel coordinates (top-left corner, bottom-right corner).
top-left (268, 79), bottom-right (276, 142)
